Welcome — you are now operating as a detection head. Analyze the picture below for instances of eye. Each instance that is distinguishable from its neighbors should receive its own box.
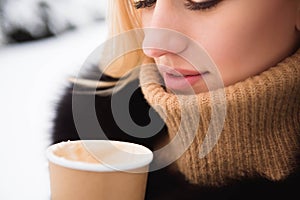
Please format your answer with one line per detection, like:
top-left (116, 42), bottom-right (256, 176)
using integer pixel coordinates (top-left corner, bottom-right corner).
top-left (134, 0), bottom-right (156, 9)
top-left (184, 0), bottom-right (221, 11)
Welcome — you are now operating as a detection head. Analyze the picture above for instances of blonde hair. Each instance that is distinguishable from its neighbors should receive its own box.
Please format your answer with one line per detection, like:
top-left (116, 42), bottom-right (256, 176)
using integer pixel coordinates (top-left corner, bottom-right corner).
top-left (102, 0), bottom-right (153, 78)
top-left (71, 0), bottom-right (154, 91)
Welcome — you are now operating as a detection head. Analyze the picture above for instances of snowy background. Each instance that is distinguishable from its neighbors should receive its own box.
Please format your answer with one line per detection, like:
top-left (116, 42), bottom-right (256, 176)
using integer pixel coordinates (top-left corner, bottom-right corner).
top-left (0, 0), bottom-right (108, 199)
top-left (0, 0), bottom-right (107, 45)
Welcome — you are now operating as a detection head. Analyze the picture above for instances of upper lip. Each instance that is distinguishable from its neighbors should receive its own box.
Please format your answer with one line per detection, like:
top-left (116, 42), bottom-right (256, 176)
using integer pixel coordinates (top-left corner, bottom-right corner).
top-left (158, 65), bottom-right (207, 77)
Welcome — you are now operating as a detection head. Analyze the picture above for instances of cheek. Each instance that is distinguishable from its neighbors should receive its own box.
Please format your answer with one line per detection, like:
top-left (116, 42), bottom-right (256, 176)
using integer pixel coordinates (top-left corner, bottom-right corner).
top-left (190, 1), bottom-right (298, 86)
top-left (190, 24), bottom-right (252, 85)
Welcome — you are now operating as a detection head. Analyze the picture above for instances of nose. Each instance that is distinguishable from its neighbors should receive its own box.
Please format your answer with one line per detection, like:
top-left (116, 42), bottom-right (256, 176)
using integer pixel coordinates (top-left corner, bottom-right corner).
top-left (142, 1), bottom-right (188, 58)
top-left (143, 29), bottom-right (189, 58)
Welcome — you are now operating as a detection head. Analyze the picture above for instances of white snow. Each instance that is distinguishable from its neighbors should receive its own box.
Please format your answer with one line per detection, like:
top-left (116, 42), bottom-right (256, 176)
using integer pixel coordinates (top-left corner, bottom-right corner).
top-left (2, 0), bottom-right (47, 35)
top-left (1, 0), bottom-right (108, 42)
top-left (0, 21), bottom-right (108, 200)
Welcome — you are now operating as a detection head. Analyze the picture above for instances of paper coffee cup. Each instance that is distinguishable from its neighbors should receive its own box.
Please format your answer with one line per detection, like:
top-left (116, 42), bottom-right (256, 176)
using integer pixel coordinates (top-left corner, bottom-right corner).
top-left (46, 140), bottom-right (153, 200)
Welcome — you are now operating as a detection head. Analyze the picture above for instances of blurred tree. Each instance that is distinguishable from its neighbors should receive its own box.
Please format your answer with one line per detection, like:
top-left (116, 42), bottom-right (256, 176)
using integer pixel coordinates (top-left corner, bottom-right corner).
top-left (0, 0), bottom-right (107, 44)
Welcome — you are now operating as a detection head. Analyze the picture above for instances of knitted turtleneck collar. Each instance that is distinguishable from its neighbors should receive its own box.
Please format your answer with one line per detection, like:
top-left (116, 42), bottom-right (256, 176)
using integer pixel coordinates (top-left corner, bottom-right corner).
top-left (139, 50), bottom-right (300, 186)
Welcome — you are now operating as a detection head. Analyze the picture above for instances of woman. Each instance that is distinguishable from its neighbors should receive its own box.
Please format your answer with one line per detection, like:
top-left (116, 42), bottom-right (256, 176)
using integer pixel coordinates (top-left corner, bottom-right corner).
top-left (52, 0), bottom-right (300, 199)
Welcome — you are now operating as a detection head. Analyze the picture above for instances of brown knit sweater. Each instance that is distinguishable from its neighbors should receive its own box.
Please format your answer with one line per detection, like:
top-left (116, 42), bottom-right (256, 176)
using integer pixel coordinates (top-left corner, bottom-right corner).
top-left (139, 50), bottom-right (300, 186)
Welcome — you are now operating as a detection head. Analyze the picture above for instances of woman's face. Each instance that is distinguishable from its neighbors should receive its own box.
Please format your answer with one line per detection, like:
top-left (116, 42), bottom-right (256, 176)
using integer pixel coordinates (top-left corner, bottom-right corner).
top-left (137, 0), bottom-right (300, 94)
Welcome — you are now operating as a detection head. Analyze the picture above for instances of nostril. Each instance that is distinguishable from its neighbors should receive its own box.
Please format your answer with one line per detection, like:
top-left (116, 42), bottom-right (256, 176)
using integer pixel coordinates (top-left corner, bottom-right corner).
top-left (142, 47), bottom-right (168, 58)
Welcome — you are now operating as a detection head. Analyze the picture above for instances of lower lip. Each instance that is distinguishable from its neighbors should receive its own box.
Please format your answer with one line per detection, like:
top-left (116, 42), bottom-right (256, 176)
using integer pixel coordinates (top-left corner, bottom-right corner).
top-left (163, 73), bottom-right (203, 92)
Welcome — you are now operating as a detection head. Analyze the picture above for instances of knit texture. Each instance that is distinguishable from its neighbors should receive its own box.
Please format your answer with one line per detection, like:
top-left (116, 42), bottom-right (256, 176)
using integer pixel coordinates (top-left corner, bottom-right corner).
top-left (139, 50), bottom-right (300, 186)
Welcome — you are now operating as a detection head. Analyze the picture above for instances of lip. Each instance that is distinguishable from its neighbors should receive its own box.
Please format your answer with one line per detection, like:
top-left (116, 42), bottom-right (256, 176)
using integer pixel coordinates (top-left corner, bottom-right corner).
top-left (163, 73), bottom-right (203, 92)
top-left (158, 66), bottom-right (208, 92)
top-left (158, 65), bottom-right (204, 77)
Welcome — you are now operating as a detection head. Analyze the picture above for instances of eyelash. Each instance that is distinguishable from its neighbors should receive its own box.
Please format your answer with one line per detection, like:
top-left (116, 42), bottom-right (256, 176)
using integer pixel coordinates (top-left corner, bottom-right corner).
top-left (134, 0), bottom-right (156, 9)
top-left (134, 0), bottom-right (221, 11)
top-left (185, 0), bottom-right (221, 11)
